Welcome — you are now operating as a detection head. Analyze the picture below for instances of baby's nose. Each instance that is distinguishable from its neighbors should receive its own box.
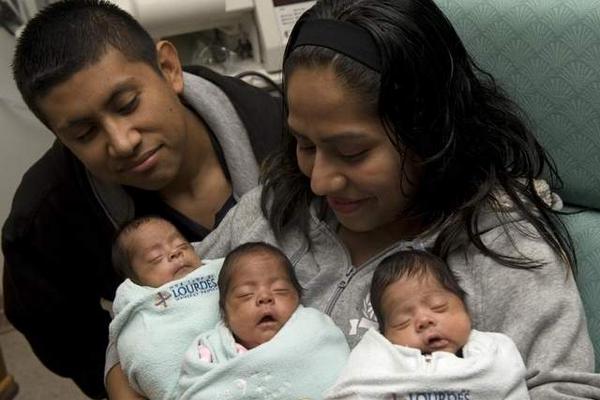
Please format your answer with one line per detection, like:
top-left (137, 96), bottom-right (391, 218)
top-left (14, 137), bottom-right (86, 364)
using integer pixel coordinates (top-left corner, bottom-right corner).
top-left (415, 314), bottom-right (435, 331)
top-left (257, 291), bottom-right (274, 305)
top-left (168, 249), bottom-right (183, 262)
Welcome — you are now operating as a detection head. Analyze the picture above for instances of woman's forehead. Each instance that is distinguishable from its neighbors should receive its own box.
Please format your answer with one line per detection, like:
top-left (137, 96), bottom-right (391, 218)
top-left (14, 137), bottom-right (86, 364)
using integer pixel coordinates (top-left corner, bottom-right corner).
top-left (287, 67), bottom-right (380, 137)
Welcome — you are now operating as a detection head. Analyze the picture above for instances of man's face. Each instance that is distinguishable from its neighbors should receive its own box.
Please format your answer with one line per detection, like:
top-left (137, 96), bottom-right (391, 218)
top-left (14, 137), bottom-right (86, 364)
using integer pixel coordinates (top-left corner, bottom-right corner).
top-left (37, 47), bottom-right (190, 190)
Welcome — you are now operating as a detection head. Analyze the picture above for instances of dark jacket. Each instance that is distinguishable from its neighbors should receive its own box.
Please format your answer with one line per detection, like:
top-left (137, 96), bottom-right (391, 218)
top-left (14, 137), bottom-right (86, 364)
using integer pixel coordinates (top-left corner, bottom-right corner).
top-left (1, 66), bottom-right (282, 398)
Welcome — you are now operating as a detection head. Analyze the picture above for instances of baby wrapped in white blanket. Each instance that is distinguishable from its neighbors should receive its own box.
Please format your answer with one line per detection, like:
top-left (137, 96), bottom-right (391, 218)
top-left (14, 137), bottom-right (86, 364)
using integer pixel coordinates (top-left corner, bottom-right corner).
top-left (325, 250), bottom-right (529, 400)
top-left (325, 328), bottom-right (529, 400)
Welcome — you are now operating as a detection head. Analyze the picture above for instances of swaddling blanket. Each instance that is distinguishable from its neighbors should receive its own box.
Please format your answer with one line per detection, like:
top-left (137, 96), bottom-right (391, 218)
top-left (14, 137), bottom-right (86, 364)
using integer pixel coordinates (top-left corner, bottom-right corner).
top-left (324, 328), bottom-right (529, 400)
top-left (109, 258), bottom-right (224, 400)
top-left (177, 305), bottom-right (351, 400)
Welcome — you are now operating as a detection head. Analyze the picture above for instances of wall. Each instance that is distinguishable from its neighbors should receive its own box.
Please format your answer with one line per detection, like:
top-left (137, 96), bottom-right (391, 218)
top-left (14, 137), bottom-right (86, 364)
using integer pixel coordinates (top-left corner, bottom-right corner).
top-left (0, 29), bottom-right (54, 293)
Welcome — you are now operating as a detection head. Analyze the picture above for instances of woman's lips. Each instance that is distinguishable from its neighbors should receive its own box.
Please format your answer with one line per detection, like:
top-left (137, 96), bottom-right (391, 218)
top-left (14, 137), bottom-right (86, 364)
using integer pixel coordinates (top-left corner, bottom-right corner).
top-left (327, 197), bottom-right (366, 214)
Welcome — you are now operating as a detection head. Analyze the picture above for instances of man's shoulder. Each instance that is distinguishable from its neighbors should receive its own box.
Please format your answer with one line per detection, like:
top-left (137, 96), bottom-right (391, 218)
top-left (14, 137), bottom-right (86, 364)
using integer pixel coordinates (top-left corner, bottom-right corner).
top-left (19, 139), bottom-right (69, 180)
top-left (3, 141), bottom-right (89, 237)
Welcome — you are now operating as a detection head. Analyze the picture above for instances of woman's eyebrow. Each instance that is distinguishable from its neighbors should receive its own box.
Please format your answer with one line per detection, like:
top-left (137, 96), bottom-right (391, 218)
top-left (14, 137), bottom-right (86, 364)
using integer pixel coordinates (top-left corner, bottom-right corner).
top-left (289, 128), bottom-right (369, 143)
top-left (321, 132), bottom-right (369, 144)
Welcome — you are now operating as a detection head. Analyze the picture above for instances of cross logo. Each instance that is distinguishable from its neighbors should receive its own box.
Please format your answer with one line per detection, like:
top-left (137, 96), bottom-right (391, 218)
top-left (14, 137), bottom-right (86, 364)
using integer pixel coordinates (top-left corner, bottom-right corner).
top-left (154, 291), bottom-right (172, 308)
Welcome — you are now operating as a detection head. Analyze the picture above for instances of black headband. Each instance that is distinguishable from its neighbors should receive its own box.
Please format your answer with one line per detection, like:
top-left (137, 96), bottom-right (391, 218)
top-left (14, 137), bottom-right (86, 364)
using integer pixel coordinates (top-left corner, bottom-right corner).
top-left (284, 19), bottom-right (381, 72)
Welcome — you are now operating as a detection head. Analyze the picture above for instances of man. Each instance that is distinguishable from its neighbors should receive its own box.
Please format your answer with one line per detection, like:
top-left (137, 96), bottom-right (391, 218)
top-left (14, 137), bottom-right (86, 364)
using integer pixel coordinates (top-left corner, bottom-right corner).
top-left (1, 0), bottom-right (281, 398)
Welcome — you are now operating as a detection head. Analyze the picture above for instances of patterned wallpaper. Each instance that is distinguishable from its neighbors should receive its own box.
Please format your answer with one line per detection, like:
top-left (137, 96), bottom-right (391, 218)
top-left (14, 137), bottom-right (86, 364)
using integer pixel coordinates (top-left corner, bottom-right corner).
top-left (437, 0), bottom-right (600, 210)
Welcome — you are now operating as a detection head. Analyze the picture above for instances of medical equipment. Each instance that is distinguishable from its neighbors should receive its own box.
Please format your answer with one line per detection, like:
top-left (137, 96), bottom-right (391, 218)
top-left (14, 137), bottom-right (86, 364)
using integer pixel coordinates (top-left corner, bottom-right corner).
top-left (109, 0), bottom-right (315, 82)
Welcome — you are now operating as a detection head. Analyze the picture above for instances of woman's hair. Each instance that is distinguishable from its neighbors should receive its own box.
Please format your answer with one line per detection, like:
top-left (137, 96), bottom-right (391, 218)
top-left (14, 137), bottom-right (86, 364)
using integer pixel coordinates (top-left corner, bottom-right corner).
top-left (217, 242), bottom-right (303, 319)
top-left (370, 250), bottom-right (466, 331)
top-left (261, 0), bottom-right (575, 271)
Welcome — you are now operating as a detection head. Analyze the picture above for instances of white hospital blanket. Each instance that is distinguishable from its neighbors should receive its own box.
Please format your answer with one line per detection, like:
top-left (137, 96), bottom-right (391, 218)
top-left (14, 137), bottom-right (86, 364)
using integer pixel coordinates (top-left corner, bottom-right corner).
top-left (324, 328), bottom-right (529, 400)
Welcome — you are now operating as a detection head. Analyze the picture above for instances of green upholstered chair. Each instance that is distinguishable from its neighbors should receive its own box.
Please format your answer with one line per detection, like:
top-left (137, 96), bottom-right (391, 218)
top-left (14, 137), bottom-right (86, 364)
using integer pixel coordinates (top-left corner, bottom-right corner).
top-left (436, 0), bottom-right (600, 371)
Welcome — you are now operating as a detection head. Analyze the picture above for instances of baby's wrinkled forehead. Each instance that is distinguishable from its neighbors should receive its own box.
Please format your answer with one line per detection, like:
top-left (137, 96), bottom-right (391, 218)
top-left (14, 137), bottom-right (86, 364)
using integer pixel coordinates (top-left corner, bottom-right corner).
top-left (383, 273), bottom-right (458, 307)
top-left (230, 250), bottom-right (288, 274)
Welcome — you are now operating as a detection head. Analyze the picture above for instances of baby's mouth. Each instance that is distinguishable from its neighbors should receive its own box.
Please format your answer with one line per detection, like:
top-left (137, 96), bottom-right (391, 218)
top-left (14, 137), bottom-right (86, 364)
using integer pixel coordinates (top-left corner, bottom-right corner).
top-left (174, 264), bottom-right (195, 276)
top-left (257, 314), bottom-right (277, 326)
top-left (424, 333), bottom-right (449, 352)
top-left (173, 265), bottom-right (188, 277)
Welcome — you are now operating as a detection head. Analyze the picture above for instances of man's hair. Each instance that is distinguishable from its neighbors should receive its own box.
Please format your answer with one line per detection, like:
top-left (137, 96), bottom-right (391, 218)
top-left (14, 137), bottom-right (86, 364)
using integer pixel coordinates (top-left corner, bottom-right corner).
top-left (111, 215), bottom-right (171, 284)
top-left (370, 250), bottom-right (467, 332)
top-left (218, 242), bottom-right (303, 317)
top-left (13, 0), bottom-right (159, 125)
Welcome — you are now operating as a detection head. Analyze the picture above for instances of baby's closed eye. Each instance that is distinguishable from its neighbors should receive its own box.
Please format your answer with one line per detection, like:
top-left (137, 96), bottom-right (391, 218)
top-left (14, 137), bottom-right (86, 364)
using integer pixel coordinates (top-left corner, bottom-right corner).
top-left (389, 318), bottom-right (410, 330)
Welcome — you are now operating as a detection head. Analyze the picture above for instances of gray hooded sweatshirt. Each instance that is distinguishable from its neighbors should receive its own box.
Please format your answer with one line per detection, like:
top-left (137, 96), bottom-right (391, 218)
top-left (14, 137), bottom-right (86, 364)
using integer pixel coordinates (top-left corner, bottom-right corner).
top-left (197, 186), bottom-right (600, 399)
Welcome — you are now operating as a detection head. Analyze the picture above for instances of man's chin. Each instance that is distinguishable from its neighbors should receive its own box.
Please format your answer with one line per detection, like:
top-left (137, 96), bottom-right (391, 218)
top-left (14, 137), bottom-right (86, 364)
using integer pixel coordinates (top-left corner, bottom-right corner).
top-left (119, 174), bottom-right (174, 191)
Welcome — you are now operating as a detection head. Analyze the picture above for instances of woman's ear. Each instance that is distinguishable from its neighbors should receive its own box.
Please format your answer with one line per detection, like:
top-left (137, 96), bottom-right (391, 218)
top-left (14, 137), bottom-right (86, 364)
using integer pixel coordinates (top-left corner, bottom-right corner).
top-left (155, 40), bottom-right (184, 94)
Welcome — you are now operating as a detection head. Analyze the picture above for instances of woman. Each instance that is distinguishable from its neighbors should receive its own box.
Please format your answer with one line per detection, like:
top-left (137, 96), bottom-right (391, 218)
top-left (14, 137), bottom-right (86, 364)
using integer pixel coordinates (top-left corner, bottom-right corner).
top-left (198, 0), bottom-right (597, 397)
top-left (108, 0), bottom-right (598, 398)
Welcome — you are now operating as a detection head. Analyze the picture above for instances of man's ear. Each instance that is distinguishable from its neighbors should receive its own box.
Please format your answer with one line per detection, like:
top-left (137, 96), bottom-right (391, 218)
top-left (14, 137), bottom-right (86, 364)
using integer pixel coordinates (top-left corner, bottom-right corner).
top-left (156, 40), bottom-right (184, 94)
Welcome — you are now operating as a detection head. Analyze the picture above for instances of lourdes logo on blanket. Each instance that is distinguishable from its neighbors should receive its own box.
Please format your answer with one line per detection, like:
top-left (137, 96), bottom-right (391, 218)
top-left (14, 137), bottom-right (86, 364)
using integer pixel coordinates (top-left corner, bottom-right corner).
top-left (154, 291), bottom-right (172, 308)
top-left (391, 390), bottom-right (471, 400)
top-left (167, 273), bottom-right (218, 301)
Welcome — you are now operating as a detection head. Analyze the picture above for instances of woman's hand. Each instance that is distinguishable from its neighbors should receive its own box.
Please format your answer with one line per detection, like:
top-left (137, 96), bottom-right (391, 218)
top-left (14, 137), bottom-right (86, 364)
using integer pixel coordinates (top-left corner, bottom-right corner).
top-left (105, 364), bottom-right (146, 400)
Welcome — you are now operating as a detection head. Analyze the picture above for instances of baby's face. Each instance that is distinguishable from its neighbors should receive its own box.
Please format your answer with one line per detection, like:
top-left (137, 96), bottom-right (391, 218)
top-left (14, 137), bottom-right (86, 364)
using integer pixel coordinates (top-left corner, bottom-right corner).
top-left (224, 251), bottom-right (300, 349)
top-left (381, 274), bottom-right (471, 354)
top-left (127, 220), bottom-right (201, 287)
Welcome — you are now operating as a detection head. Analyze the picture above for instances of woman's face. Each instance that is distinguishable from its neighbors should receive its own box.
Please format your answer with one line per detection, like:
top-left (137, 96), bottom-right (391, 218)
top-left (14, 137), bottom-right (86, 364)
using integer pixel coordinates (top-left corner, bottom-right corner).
top-left (286, 66), bottom-right (419, 235)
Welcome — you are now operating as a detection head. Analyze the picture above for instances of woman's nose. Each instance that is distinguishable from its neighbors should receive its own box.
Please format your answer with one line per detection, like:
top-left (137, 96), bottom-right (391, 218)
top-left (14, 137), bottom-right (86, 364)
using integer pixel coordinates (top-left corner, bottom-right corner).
top-left (309, 152), bottom-right (346, 196)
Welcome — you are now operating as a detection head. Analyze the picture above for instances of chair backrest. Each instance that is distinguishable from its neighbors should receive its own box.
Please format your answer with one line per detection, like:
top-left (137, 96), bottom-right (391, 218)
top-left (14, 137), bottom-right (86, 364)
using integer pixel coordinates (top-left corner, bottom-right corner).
top-left (436, 0), bottom-right (600, 371)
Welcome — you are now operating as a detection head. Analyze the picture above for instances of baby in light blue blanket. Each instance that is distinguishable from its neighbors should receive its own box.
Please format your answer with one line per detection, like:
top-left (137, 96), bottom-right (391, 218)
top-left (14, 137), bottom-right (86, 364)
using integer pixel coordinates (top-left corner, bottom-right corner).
top-left (110, 218), bottom-right (348, 399)
top-left (177, 242), bottom-right (350, 400)
top-left (109, 216), bottom-right (223, 400)
top-left (197, 241), bottom-right (304, 358)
